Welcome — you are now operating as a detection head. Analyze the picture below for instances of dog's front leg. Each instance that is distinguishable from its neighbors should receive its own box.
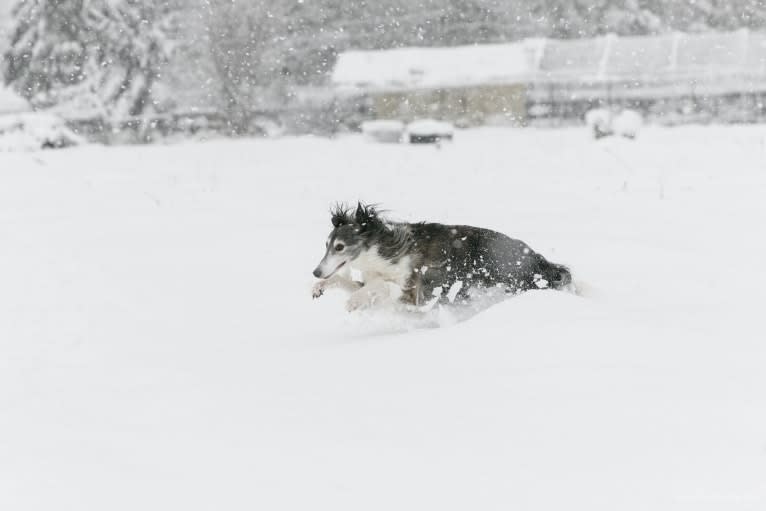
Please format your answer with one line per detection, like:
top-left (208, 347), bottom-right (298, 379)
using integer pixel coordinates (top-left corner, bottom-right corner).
top-left (346, 279), bottom-right (398, 311)
top-left (312, 274), bottom-right (362, 299)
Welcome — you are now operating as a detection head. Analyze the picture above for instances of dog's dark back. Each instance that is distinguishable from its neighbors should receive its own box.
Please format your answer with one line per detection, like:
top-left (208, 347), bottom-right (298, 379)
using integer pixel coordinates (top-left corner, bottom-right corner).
top-left (408, 223), bottom-right (570, 304)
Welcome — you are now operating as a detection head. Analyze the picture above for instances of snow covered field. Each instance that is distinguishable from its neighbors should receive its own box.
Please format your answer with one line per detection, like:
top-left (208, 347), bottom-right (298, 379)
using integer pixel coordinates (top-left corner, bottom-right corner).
top-left (1, 126), bottom-right (765, 510)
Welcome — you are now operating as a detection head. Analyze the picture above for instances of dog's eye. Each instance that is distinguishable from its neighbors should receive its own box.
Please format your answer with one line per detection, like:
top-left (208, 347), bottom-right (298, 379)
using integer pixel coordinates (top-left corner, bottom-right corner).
top-left (334, 243), bottom-right (345, 252)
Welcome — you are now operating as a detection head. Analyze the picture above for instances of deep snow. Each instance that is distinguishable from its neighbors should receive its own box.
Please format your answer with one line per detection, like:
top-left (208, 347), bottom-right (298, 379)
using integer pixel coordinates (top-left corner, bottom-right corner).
top-left (1, 126), bottom-right (765, 510)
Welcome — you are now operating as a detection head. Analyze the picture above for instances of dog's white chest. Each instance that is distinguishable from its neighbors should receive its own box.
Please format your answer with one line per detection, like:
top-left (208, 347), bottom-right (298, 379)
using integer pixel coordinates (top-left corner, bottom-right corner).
top-left (351, 248), bottom-right (412, 288)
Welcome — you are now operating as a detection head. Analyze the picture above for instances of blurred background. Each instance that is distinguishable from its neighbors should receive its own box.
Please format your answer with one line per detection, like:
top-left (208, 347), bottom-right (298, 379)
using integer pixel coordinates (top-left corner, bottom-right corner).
top-left (4, 0), bottom-right (766, 145)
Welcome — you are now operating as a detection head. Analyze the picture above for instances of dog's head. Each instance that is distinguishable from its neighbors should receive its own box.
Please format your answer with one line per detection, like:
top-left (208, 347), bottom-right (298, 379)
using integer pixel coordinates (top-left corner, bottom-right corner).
top-left (312, 202), bottom-right (380, 279)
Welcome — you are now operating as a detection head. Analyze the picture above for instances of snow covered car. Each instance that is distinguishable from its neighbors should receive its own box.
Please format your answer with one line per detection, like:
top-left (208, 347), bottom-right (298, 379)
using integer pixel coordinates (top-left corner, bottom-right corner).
top-left (404, 119), bottom-right (455, 144)
top-left (361, 120), bottom-right (405, 143)
top-left (611, 110), bottom-right (643, 139)
top-left (585, 108), bottom-right (643, 140)
top-left (584, 108), bottom-right (613, 139)
top-left (0, 112), bottom-right (84, 150)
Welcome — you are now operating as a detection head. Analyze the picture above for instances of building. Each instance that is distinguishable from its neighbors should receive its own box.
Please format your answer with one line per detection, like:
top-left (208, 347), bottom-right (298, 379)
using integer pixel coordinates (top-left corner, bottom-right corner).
top-left (531, 29), bottom-right (766, 124)
top-left (332, 42), bottom-right (542, 126)
top-left (332, 29), bottom-right (766, 127)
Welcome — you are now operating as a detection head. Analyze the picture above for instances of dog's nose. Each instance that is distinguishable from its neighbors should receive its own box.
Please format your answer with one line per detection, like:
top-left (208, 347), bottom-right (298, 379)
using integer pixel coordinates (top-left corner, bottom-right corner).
top-left (313, 268), bottom-right (322, 278)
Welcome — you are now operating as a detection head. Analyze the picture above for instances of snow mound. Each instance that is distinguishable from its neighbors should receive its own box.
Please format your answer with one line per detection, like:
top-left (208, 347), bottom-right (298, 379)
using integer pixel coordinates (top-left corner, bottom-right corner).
top-left (361, 120), bottom-right (405, 143)
top-left (0, 86), bottom-right (29, 115)
top-left (0, 112), bottom-right (85, 151)
top-left (612, 110), bottom-right (643, 138)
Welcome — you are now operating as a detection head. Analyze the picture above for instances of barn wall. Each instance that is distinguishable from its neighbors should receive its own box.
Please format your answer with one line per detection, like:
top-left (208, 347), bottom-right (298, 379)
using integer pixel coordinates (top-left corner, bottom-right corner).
top-left (371, 84), bottom-right (527, 125)
top-left (463, 85), bottom-right (526, 125)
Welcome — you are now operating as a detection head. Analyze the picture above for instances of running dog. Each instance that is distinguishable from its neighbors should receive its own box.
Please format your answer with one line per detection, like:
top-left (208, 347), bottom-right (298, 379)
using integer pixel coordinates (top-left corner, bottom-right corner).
top-left (312, 203), bottom-right (571, 311)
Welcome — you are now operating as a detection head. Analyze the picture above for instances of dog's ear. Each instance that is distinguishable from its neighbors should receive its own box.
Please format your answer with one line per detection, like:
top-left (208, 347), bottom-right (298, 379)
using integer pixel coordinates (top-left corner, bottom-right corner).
top-left (354, 202), bottom-right (378, 231)
top-left (330, 204), bottom-right (351, 227)
top-left (331, 213), bottom-right (346, 227)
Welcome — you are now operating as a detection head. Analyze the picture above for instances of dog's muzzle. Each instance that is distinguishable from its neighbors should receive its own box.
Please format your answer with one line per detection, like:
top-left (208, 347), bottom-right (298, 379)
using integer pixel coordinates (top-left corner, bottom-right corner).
top-left (313, 260), bottom-right (346, 279)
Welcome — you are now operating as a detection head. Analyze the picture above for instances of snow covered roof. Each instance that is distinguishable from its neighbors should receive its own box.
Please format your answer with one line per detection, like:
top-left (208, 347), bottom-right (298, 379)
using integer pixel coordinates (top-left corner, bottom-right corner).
top-left (538, 37), bottom-right (607, 81)
top-left (676, 31), bottom-right (747, 74)
top-left (0, 86), bottom-right (30, 115)
top-left (332, 42), bottom-right (541, 92)
top-left (334, 29), bottom-right (766, 92)
top-left (605, 34), bottom-right (676, 79)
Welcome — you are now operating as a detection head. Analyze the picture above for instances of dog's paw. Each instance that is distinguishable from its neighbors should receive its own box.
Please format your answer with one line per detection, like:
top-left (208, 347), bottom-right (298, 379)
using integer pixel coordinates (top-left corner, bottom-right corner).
top-left (311, 281), bottom-right (326, 299)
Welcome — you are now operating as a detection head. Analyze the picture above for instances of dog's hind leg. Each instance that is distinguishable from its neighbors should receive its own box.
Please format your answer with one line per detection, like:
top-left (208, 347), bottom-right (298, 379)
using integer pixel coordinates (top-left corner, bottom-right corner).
top-left (312, 275), bottom-right (362, 299)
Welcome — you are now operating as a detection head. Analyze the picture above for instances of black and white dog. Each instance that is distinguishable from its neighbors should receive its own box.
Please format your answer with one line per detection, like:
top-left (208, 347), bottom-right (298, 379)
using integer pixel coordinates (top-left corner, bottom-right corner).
top-left (312, 203), bottom-right (571, 311)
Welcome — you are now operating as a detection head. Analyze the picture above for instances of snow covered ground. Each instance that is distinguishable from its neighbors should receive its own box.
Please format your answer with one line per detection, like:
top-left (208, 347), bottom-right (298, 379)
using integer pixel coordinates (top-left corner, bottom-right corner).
top-left (1, 126), bottom-right (765, 510)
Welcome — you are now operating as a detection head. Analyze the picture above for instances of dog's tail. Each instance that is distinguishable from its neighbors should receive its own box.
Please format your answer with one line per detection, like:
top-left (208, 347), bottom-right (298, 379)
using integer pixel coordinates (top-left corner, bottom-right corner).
top-left (536, 255), bottom-right (572, 290)
top-left (549, 263), bottom-right (573, 290)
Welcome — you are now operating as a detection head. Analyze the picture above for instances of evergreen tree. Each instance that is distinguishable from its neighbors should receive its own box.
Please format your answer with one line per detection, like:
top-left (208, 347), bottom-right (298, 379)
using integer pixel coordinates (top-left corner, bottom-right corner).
top-left (3, 0), bottom-right (177, 118)
top-left (90, 0), bottom-right (178, 117)
top-left (3, 0), bottom-right (92, 103)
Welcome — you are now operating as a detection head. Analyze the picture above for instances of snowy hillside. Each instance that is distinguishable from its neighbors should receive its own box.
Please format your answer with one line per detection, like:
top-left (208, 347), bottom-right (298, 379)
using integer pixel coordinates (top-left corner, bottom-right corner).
top-left (1, 126), bottom-right (765, 510)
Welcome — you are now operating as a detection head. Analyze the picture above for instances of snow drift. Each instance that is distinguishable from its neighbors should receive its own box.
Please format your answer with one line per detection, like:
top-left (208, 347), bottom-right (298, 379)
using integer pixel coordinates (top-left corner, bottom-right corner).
top-left (1, 125), bottom-right (764, 511)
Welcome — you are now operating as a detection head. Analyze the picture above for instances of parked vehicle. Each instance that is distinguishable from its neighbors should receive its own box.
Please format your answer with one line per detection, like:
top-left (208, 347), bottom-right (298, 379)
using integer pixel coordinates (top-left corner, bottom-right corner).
top-left (405, 119), bottom-right (455, 144)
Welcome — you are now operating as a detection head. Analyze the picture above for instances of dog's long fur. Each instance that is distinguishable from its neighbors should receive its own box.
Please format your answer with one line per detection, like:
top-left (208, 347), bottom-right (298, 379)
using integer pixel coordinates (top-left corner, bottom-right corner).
top-left (312, 203), bottom-right (571, 310)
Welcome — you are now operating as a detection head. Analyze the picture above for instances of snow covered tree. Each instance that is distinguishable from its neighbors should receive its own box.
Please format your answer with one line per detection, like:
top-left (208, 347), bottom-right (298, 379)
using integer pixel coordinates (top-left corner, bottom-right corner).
top-left (2, 0), bottom-right (177, 118)
top-left (3, 0), bottom-right (92, 103)
top-left (527, 0), bottom-right (766, 37)
top-left (206, 0), bottom-right (270, 133)
top-left (206, 0), bottom-right (311, 133)
top-left (659, 0), bottom-right (766, 32)
top-left (89, 0), bottom-right (178, 117)
top-left (159, 0), bottom-right (219, 115)
top-left (600, 0), bottom-right (663, 35)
